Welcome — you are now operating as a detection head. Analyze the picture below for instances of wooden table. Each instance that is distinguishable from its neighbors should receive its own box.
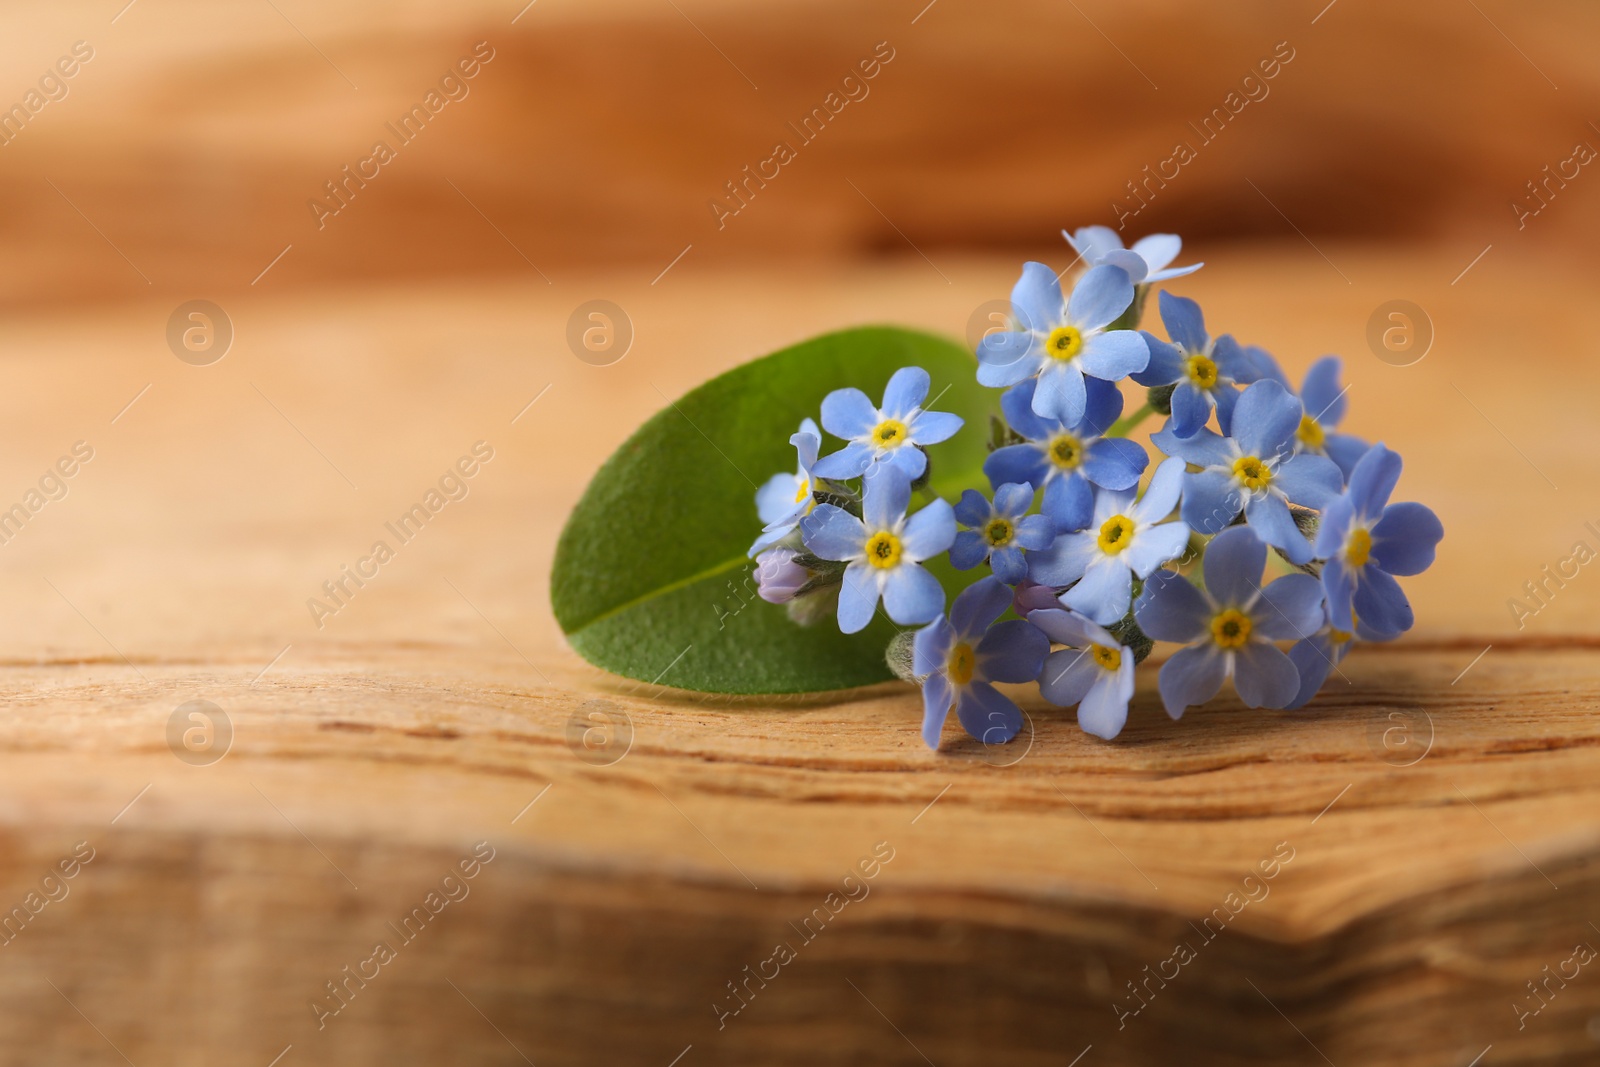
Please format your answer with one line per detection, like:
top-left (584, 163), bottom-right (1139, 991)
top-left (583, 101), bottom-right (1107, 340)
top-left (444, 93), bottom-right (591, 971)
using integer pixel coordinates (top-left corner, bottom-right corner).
top-left (3, 241), bottom-right (1598, 1065)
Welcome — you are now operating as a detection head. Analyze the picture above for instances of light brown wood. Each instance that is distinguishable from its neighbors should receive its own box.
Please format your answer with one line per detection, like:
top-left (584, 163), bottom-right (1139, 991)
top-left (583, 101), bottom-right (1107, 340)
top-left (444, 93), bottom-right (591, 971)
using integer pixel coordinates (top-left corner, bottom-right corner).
top-left (0, 241), bottom-right (1596, 1064)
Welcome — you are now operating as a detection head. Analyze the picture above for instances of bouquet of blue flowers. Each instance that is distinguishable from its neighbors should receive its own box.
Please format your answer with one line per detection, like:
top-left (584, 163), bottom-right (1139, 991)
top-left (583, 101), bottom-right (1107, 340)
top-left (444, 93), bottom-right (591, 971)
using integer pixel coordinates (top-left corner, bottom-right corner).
top-left (744, 228), bottom-right (1444, 748)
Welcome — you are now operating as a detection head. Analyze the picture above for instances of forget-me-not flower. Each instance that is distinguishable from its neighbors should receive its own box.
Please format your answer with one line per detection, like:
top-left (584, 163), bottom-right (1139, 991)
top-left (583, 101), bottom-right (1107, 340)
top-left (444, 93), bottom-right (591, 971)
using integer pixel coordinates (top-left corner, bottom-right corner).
top-left (914, 576), bottom-right (1050, 750)
top-left (951, 482), bottom-right (1055, 584)
top-left (1134, 526), bottom-right (1325, 718)
top-left (800, 467), bottom-right (955, 634)
top-left (1134, 292), bottom-right (1262, 438)
top-left (983, 375), bottom-right (1149, 534)
top-left (750, 417), bottom-right (822, 556)
top-left (1062, 227), bottom-right (1203, 284)
top-left (1030, 608), bottom-right (1137, 740)
top-left (1029, 457), bottom-right (1192, 625)
top-left (1153, 379), bottom-right (1344, 565)
top-left (812, 366), bottom-right (964, 482)
top-left (1289, 356), bottom-right (1369, 480)
top-left (1284, 605), bottom-right (1397, 710)
top-left (975, 262), bottom-right (1149, 426)
top-left (1314, 442), bottom-right (1443, 636)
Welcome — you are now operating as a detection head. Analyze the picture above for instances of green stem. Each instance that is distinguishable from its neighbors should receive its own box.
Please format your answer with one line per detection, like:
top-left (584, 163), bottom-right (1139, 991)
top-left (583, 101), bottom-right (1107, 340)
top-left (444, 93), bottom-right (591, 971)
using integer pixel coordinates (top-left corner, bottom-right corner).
top-left (1106, 402), bottom-right (1154, 438)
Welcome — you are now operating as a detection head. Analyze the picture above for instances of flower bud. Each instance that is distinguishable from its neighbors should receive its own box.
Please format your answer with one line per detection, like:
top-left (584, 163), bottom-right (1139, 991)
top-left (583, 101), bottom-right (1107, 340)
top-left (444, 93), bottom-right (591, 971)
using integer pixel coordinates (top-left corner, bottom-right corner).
top-left (754, 548), bottom-right (808, 604)
top-left (1011, 579), bottom-right (1061, 618)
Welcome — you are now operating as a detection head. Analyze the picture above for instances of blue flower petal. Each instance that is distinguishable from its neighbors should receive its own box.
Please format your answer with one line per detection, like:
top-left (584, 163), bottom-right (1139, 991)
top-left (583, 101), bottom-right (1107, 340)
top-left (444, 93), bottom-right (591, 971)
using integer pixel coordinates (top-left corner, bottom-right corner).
top-left (1314, 495), bottom-right (1357, 560)
top-left (1065, 225), bottom-right (1123, 262)
top-left (1029, 607), bottom-right (1109, 648)
top-left (1233, 642), bottom-right (1301, 709)
top-left (837, 562), bottom-right (880, 633)
top-left (949, 530), bottom-right (988, 570)
top-left (957, 682), bottom-right (1024, 745)
top-left (1029, 529), bottom-right (1096, 586)
top-left (985, 444), bottom-right (1049, 494)
top-left (1232, 380), bottom-right (1301, 460)
top-left (1213, 383), bottom-right (1241, 437)
top-left (863, 467), bottom-right (912, 530)
top-left (1237, 343), bottom-right (1289, 388)
top-left (1158, 291), bottom-right (1208, 353)
top-left (820, 387), bottom-right (878, 440)
top-left (1321, 556), bottom-right (1356, 633)
top-left (1323, 433), bottom-right (1369, 480)
top-left (914, 616), bottom-right (955, 678)
top-left (1210, 334), bottom-right (1251, 380)
top-left (1371, 502), bottom-right (1444, 576)
top-left (1011, 262), bottom-right (1065, 333)
top-left (1273, 452), bottom-right (1344, 510)
top-left (992, 481), bottom-right (1035, 517)
top-left (1134, 570), bottom-right (1211, 643)
top-left (1153, 424), bottom-right (1233, 468)
top-left (999, 379), bottom-right (1058, 441)
top-left (950, 574), bottom-right (1013, 638)
top-left (1131, 333), bottom-right (1185, 387)
top-left (1034, 361), bottom-right (1088, 426)
top-left (989, 545), bottom-right (1028, 584)
top-left (1132, 456), bottom-right (1186, 524)
top-left (1245, 491), bottom-right (1314, 565)
top-left (1252, 573), bottom-right (1325, 640)
top-left (1042, 474), bottom-right (1094, 533)
top-left (1081, 437), bottom-right (1148, 491)
top-left (1168, 381), bottom-right (1214, 439)
top-left (881, 366), bottom-right (930, 418)
top-left (900, 498), bottom-right (956, 560)
top-left (1158, 645), bottom-right (1226, 719)
top-left (1131, 233), bottom-right (1182, 274)
top-left (1347, 442), bottom-right (1402, 519)
top-left (1015, 513), bottom-right (1056, 551)
top-left (954, 488), bottom-right (991, 528)
top-left (910, 409), bottom-right (963, 446)
top-left (1125, 520), bottom-right (1190, 579)
top-left (1179, 470), bottom-right (1245, 535)
top-left (1039, 646), bottom-right (1099, 707)
top-left (1068, 264), bottom-right (1135, 332)
top-left (1285, 635), bottom-right (1337, 710)
top-left (921, 671), bottom-right (954, 749)
top-left (976, 334), bottom-right (1040, 386)
top-left (812, 441), bottom-right (873, 479)
top-left (1202, 525), bottom-right (1268, 606)
top-left (882, 562), bottom-right (945, 625)
top-left (1300, 356), bottom-right (1346, 427)
top-left (1061, 555), bottom-right (1133, 625)
top-left (883, 445), bottom-right (928, 481)
top-left (1079, 662), bottom-right (1134, 739)
top-left (976, 618), bottom-right (1050, 682)
top-left (799, 504), bottom-right (866, 560)
top-left (1100, 248), bottom-right (1149, 283)
top-left (1351, 565), bottom-right (1414, 634)
top-left (1080, 375), bottom-right (1125, 435)
top-left (1079, 329), bottom-right (1150, 381)
top-left (756, 472), bottom-right (800, 526)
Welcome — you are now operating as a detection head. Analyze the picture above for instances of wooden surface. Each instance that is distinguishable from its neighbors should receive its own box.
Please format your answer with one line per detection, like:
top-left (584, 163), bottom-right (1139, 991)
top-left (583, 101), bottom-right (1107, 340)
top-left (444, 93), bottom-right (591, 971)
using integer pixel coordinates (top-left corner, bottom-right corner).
top-left (3, 241), bottom-right (1600, 1065)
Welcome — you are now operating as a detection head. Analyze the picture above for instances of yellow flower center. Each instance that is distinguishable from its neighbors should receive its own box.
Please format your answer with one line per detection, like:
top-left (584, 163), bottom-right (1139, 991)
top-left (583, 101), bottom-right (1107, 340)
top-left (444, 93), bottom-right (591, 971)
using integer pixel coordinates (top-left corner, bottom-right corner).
top-left (871, 418), bottom-right (909, 448)
top-left (983, 517), bottom-right (1014, 547)
top-left (864, 530), bottom-right (903, 569)
top-left (1184, 354), bottom-right (1219, 389)
top-left (947, 642), bottom-right (975, 686)
top-left (1211, 608), bottom-right (1253, 649)
top-left (1090, 643), bottom-right (1122, 671)
top-left (1048, 433), bottom-right (1083, 469)
top-left (793, 480), bottom-right (810, 504)
top-left (1232, 455), bottom-right (1272, 491)
top-left (1296, 415), bottom-right (1325, 450)
top-left (1045, 325), bottom-right (1084, 361)
top-left (1329, 628), bottom-right (1353, 645)
top-left (1345, 527), bottom-right (1372, 568)
top-left (1097, 514), bottom-right (1136, 555)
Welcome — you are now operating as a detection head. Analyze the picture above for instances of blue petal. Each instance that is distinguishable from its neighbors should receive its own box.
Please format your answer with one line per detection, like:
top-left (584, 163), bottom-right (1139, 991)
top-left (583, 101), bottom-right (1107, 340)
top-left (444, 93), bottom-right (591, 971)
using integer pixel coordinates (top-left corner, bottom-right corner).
top-left (812, 441), bottom-right (873, 479)
top-left (863, 467), bottom-right (912, 530)
top-left (1078, 664), bottom-right (1134, 739)
top-left (1131, 333), bottom-right (1185, 388)
top-left (949, 531), bottom-right (988, 570)
top-left (1273, 453), bottom-right (1344, 510)
top-left (882, 563), bottom-right (945, 625)
top-left (1029, 529), bottom-right (1096, 586)
top-left (1232, 380), bottom-right (1301, 460)
top-left (799, 504), bottom-right (866, 560)
top-left (1371, 502), bottom-right (1444, 576)
top-left (1000, 379), bottom-right (1059, 441)
top-left (956, 682), bottom-right (1023, 745)
top-left (1322, 556), bottom-right (1356, 633)
top-left (989, 545), bottom-right (1028, 584)
top-left (1042, 475), bottom-right (1094, 533)
top-left (883, 445), bottom-right (928, 481)
top-left (1039, 647), bottom-right (1098, 707)
top-left (1285, 635), bottom-right (1337, 710)
top-left (1158, 291), bottom-right (1208, 353)
top-left (1347, 442), bottom-right (1402, 519)
top-left (1015, 513), bottom-right (1056, 551)
top-left (756, 472), bottom-right (800, 526)
top-left (1079, 375), bottom-right (1125, 435)
top-left (950, 574), bottom-right (1013, 638)
top-left (1100, 248), bottom-right (1149, 283)
top-left (1236, 343), bottom-right (1289, 388)
top-left (1213, 383), bottom-right (1241, 437)
top-left (909, 409), bottom-right (963, 446)
top-left (1252, 573), bottom-right (1325, 640)
top-left (1179, 470), bottom-right (1245, 535)
top-left (1202, 525), bottom-right (1267, 607)
top-left (1352, 566), bottom-right (1414, 634)
top-left (1324, 434), bottom-right (1369, 480)
top-left (1131, 233), bottom-right (1182, 274)
top-left (1125, 520), bottom-right (1190, 579)
top-left (1067, 264), bottom-right (1135, 332)
top-left (976, 333), bottom-right (1040, 386)
top-left (881, 366), bottom-right (930, 418)
top-left (1158, 645), bottom-right (1226, 719)
top-left (1168, 381), bottom-right (1214, 439)
top-left (1314, 495), bottom-right (1356, 560)
top-left (1233, 642), bottom-right (1301, 709)
top-left (820, 387), bottom-right (877, 440)
top-left (1028, 607), bottom-right (1111, 648)
top-left (1011, 262), bottom-right (1065, 333)
top-left (992, 481), bottom-right (1035, 517)
top-left (792, 425), bottom-right (820, 471)
top-left (1034, 361), bottom-right (1087, 426)
top-left (985, 444), bottom-right (1050, 494)
top-left (921, 671), bottom-right (954, 749)
top-left (1061, 555), bottom-right (1133, 625)
top-left (836, 562), bottom-right (880, 633)
top-left (1245, 492), bottom-right (1314, 566)
top-left (900, 498), bottom-right (955, 560)
top-left (1134, 570), bottom-right (1211, 643)
top-left (913, 616), bottom-right (954, 678)
top-left (976, 618), bottom-right (1050, 682)
top-left (1079, 329), bottom-right (1150, 382)
top-left (1081, 437), bottom-right (1148, 491)
top-left (1132, 456), bottom-right (1186, 523)
top-left (1153, 424), bottom-right (1233, 468)
top-left (1065, 225), bottom-right (1123, 262)
top-left (954, 488), bottom-right (992, 528)
top-left (1210, 334), bottom-right (1252, 380)
top-left (1300, 356), bottom-right (1346, 427)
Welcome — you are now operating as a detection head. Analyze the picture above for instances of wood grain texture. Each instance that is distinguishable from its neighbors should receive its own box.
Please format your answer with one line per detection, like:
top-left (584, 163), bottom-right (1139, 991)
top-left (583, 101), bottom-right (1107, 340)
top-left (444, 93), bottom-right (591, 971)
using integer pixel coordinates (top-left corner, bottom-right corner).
top-left (0, 242), bottom-right (1597, 1064)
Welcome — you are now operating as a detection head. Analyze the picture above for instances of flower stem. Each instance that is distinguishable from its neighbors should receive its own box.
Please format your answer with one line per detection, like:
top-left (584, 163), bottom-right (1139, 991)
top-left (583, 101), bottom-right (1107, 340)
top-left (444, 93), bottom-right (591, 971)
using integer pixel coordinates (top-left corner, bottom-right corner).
top-left (1106, 402), bottom-right (1154, 438)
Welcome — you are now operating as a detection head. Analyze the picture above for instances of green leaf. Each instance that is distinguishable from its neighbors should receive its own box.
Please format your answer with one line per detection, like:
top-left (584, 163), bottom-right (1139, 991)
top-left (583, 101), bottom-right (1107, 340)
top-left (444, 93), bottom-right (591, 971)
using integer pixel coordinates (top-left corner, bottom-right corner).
top-left (551, 325), bottom-right (993, 694)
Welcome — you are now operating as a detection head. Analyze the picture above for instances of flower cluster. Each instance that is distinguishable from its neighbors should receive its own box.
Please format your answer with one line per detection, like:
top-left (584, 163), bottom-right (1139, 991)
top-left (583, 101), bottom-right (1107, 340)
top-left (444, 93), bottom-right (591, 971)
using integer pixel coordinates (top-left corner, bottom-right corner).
top-left (750, 232), bottom-right (1443, 751)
